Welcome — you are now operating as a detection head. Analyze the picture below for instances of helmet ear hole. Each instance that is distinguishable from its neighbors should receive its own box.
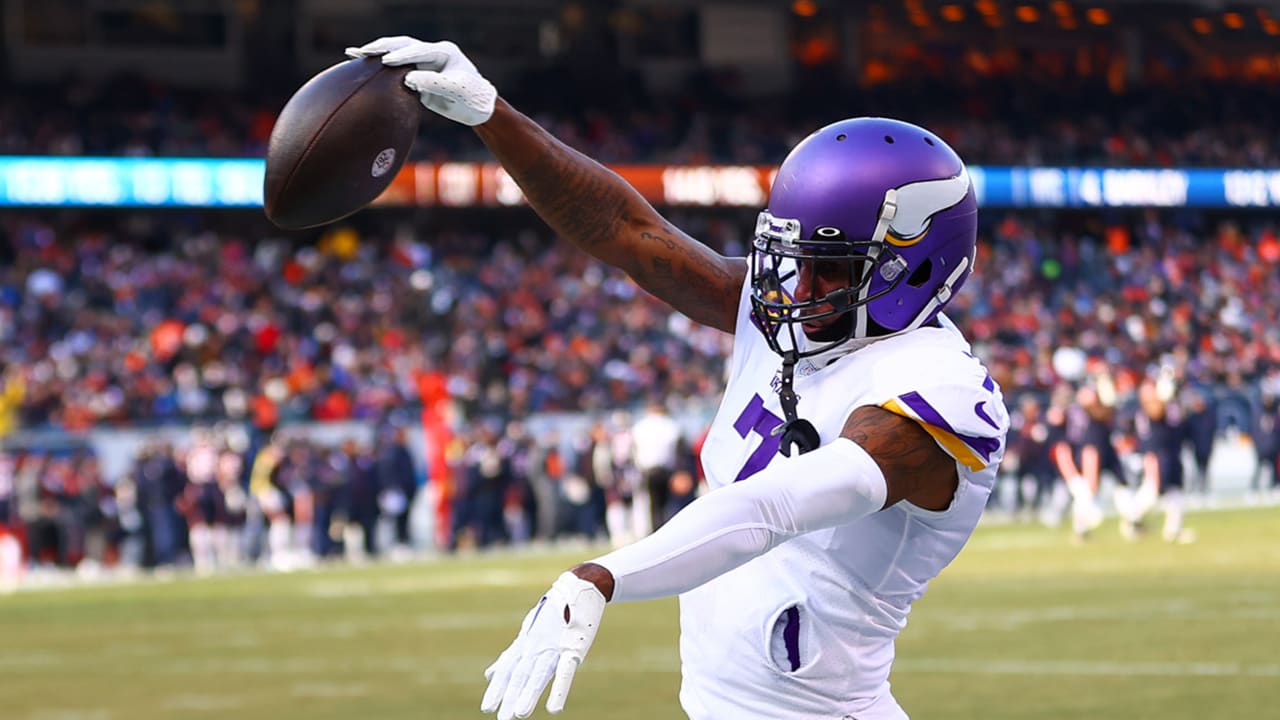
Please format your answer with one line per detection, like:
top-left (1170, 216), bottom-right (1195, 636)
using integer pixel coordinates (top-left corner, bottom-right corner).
top-left (906, 259), bottom-right (933, 288)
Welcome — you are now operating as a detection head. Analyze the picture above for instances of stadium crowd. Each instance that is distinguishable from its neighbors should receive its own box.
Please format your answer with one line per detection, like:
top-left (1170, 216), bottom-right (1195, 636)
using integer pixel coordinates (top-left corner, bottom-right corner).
top-left (2, 360), bottom-right (1277, 579)
top-left (3, 72), bottom-right (1280, 167)
top-left (1, 205), bottom-right (1279, 579)
top-left (0, 212), bottom-right (732, 431)
top-left (2, 210), bottom-right (1277, 430)
top-left (0, 404), bottom-right (706, 578)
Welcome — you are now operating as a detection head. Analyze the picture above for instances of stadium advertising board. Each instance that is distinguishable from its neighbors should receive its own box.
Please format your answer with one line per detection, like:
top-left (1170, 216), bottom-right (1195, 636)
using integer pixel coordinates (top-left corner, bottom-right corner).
top-left (3, 157), bottom-right (1280, 209)
top-left (0, 157), bottom-right (265, 207)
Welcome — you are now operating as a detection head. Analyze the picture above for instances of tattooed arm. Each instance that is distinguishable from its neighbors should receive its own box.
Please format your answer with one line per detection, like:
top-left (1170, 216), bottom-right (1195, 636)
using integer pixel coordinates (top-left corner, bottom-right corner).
top-left (841, 406), bottom-right (959, 511)
top-left (473, 99), bottom-right (747, 333)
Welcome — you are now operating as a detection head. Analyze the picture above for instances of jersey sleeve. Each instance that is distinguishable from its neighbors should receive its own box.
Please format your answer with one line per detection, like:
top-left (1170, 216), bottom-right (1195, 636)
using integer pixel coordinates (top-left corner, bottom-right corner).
top-left (872, 347), bottom-right (1009, 473)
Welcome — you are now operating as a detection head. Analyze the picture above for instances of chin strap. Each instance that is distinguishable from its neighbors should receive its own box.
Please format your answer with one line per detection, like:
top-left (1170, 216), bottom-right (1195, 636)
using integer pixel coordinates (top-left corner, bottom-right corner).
top-left (771, 352), bottom-right (820, 457)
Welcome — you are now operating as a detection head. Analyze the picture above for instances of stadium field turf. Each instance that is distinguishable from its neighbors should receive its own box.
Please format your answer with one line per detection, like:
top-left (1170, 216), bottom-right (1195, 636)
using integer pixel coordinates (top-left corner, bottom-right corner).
top-left (3, 506), bottom-right (1278, 720)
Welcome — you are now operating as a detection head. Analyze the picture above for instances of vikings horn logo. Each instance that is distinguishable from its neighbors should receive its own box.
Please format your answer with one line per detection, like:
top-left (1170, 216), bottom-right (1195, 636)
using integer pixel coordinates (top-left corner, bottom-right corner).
top-left (882, 168), bottom-right (972, 247)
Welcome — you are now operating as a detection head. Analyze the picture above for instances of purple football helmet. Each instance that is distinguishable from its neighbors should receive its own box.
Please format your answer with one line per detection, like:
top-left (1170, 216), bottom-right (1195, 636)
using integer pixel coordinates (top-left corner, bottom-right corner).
top-left (750, 117), bottom-right (978, 360)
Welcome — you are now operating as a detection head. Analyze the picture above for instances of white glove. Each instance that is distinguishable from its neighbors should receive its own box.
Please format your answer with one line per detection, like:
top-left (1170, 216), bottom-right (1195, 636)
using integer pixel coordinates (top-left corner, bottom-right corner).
top-left (481, 572), bottom-right (607, 719)
top-left (345, 36), bottom-right (497, 126)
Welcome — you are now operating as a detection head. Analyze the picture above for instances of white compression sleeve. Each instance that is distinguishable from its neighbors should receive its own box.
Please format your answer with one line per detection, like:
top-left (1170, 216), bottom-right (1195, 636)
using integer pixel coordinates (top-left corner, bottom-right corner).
top-left (593, 437), bottom-right (887, 603)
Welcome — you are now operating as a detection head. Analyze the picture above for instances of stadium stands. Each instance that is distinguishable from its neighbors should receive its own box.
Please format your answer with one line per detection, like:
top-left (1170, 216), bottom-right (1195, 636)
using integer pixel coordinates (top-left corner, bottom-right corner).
top-left (3, 72), bottom-right (1280, 167)
top-left (3, 1), bottom-right (1280, 578)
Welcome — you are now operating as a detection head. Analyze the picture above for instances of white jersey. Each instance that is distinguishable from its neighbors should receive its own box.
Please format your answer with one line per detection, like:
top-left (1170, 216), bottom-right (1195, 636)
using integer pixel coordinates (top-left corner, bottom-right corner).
top-left (678, 278), bottom-right (1008, 720)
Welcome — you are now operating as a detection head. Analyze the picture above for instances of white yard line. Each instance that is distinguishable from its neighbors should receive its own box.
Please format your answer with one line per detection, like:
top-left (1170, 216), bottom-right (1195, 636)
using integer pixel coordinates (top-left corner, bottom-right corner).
top-left (290, 683), bottom-right (370, 698)
top-left (302, 568), bottom-right (545, 598)
top-left (415, 611), bottom-right (518, 629)
top-left (896, 658), bottom-right (1280, 677)
top-left (938, 601), bottom-right (1280, 631)
top-left (160, 695), bottom-right (244, 711)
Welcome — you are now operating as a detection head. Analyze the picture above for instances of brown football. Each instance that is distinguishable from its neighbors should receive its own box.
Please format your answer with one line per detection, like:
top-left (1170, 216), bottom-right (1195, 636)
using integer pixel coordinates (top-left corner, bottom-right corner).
top-left (264, 57), bottom-right (420, 229)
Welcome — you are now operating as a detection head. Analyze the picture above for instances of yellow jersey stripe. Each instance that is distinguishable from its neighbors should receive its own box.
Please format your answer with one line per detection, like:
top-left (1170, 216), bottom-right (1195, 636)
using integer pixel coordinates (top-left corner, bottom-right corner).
top-left (881, 398), bottom-right (988, 472)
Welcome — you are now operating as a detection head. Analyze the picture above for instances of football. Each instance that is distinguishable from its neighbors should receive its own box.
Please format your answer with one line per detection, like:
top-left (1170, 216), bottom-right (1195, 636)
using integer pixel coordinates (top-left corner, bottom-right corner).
top-left (263, 57), bottom-right (420, 229)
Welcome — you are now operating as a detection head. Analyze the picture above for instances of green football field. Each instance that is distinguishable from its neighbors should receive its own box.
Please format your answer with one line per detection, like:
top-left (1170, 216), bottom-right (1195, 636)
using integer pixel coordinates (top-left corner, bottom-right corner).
top-left (3, 507), bottom-right (1279, 720)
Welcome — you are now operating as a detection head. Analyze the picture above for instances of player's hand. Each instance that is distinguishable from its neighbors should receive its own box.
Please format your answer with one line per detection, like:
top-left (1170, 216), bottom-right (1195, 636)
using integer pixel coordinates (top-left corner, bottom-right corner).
top-left (345, 37), bottom-right (496, 126)
top-left (481, 572), bottom-right (607, 719)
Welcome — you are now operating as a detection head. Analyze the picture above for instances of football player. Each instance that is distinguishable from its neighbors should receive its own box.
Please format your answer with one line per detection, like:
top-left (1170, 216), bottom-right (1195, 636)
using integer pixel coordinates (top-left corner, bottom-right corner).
top-left (1131, 375), bottom-right (1195, 544)
top-left (349, 37), bottom-right (1009, 720)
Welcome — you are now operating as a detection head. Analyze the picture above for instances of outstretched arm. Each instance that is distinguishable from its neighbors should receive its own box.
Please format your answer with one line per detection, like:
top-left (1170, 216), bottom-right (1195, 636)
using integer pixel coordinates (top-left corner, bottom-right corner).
top-left (474, 100), bottom-right (746, 332)
top-left (579, 406), bottom-right (956, 602)
top-left (477, 404), bottom-right (960, 717)
top-left (350, 37), bottom-right (747, 332)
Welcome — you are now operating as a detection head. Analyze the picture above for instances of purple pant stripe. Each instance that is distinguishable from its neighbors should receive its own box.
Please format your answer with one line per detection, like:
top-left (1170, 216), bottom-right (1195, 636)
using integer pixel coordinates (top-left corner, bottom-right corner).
top-left (784, 606), bottom-right (801, 672)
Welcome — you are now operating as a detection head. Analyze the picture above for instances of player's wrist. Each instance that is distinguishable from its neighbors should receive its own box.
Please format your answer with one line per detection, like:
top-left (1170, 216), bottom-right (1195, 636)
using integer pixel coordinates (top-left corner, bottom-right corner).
top-left (471, 96), bottom-right (511, 133)
top-left (569, 562), bottom-right (615, 602)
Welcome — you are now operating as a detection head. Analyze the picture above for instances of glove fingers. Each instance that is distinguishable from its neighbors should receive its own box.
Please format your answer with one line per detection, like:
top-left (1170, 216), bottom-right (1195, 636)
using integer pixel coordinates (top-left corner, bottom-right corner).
top-left (383, 45), bottom-right (449, 69)
top-left (545, 655), bottom-right (580, 714)
top-left (484, 638), bottom-right (521, 681)
top-left (514, 652), bottom-right (558, 718)
top-left (344, 35), bottom-right (416, 58)
top-left (497, 654), bottom-right (534, 720)
top-left (481, 648), bottom-right (517, 713)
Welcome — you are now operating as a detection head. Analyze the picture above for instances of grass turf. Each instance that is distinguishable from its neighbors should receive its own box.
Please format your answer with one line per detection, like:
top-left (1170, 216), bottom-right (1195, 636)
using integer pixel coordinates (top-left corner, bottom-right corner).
top-left (2, 506), bottom-right (1278, 720)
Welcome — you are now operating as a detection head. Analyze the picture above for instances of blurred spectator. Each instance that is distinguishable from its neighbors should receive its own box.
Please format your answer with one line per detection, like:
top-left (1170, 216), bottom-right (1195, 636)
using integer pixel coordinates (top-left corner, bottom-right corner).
top-left (248, 436), bottom-right (294, 570)
top-left (1254, 393), bottom-right (1280, 494)
top-left (1051, 386), bottom-right (1106, 541)
top-left (337, 438), bottom-right (379, 560)
top-left (1000, 395), bottom-right (1057, 517)
top-left (455, 423), bottom-right (512, 550)
top-left (664, 433), bottom-right (701, 524)
top-left (375, 425), bottom-right (418, 551)
top-left (1182, 388), bottom-right (1217, 495)
top-left (586, 421), bottom-right (615, 536)
top-left (176, 433), bottom-right (222, 575)
top-left (0, 452), bottom-right (20, 591)
top-left (1132, 377), bottom-right (1194, 543)
top-left (0, 366), bottom-right (25, 439)
top-left (631, 401), bottom-right (682, 534)
top-left (312, 444), bottom-right (348, 560)
top-left (132, 444), bottom-right (181, 567)
top-left (215, 447), bottom-right (246, 567)
top-left (504, 422), bottom-right (537, 544)
top-left (277, 442), bottom-right (317, 565)
top-left (603, 412), bottom-right (643, 546)
top-left (563, 431), bottom-right (602, 540)
top-left (527, 429), bottom-right (562, 543)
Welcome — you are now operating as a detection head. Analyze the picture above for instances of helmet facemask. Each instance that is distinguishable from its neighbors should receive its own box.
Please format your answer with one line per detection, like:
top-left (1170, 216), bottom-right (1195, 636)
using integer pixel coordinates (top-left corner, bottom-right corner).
top-left (748, 209), bottom-right (909, 360)
top-left (747, 209), bottom-right (911, 459)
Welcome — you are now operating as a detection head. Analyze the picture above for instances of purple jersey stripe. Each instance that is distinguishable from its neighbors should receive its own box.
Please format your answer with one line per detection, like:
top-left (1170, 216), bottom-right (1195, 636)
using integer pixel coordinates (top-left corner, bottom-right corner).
top-left (899, 390), bottom-right (1000, 460)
